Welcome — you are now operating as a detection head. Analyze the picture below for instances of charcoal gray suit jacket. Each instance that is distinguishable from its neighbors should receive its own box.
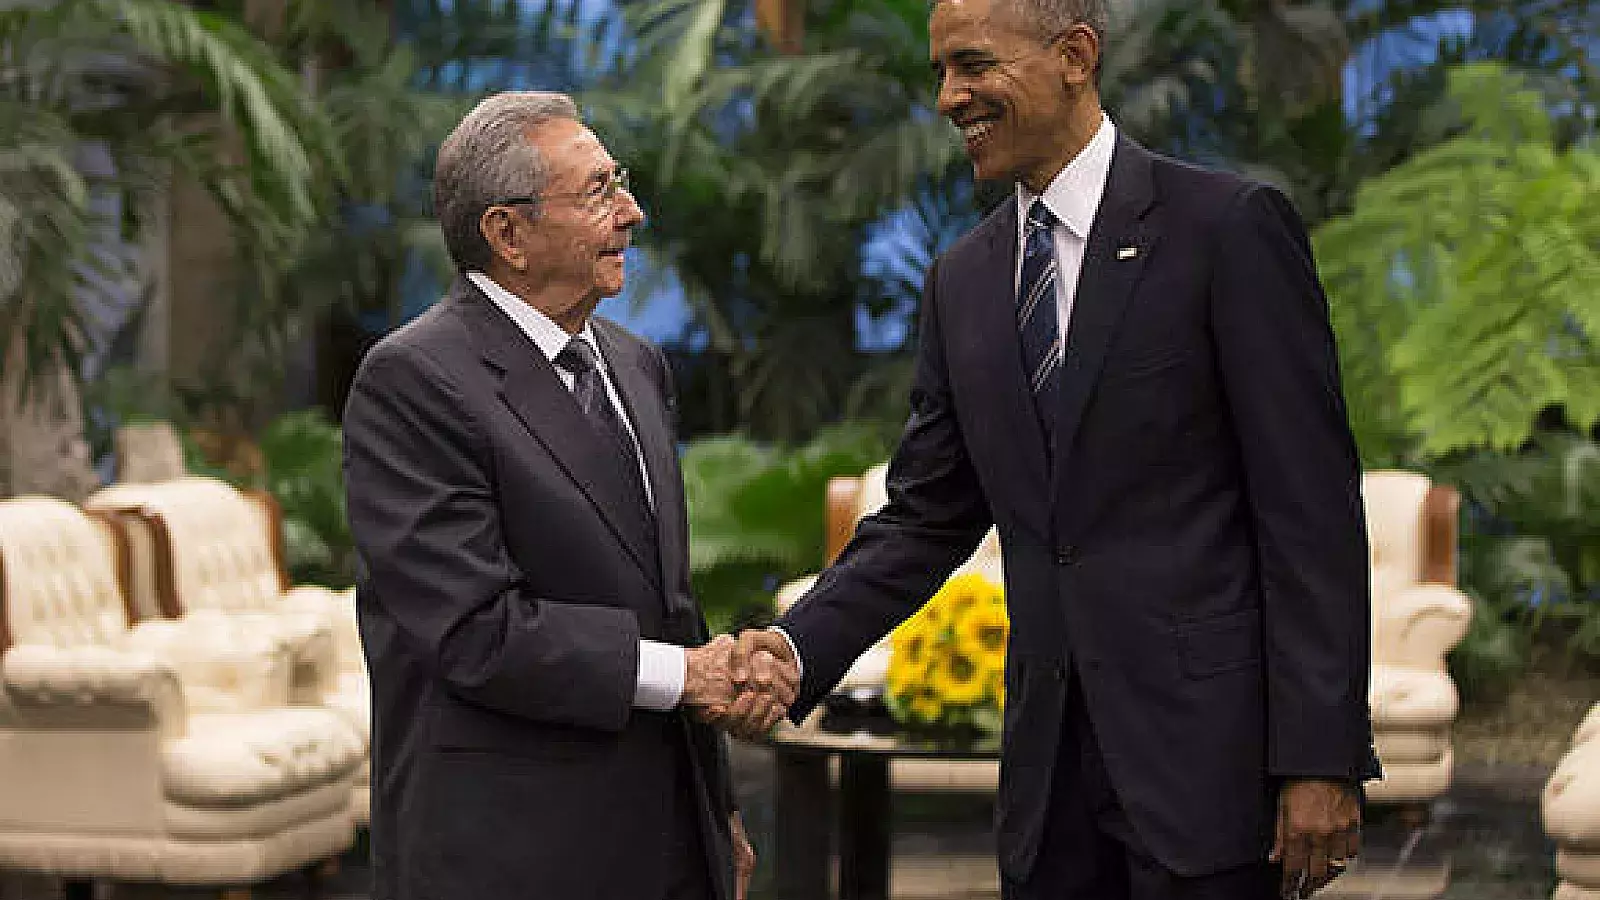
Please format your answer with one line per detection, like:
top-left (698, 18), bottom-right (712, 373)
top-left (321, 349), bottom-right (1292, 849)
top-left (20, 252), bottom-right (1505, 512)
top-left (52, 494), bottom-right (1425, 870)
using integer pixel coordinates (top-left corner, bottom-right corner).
top-left (343, 276), bottom-right (734, 900)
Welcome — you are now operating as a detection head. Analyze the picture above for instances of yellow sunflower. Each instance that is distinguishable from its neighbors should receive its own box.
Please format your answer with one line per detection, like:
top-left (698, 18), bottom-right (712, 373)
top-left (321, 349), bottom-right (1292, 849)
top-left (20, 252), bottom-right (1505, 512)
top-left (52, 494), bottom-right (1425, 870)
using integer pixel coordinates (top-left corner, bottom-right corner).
top-left (931, 647), bottom-right (988, 706)
top-left (887, 649), bottom-right (935, 697)
top-left (909, 688), bottom-right (944, 724)
top-left (984, 659), bottom-right (1007, 708)
top-left (955, 597), bottom-right (1009, 661)
top-left (936, 573), bottom-right (993, 625)
top-left (890, 615), bottom-right (934, 665)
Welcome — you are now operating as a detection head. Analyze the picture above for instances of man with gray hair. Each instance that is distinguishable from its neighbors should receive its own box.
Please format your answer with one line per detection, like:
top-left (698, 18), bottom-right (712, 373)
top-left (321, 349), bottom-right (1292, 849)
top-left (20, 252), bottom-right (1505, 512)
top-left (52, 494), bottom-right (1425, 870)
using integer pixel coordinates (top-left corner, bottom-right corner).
top-left (343, 91), bottom-right (793, 900)
top-left (735, 0), bottom-right (1380, 897)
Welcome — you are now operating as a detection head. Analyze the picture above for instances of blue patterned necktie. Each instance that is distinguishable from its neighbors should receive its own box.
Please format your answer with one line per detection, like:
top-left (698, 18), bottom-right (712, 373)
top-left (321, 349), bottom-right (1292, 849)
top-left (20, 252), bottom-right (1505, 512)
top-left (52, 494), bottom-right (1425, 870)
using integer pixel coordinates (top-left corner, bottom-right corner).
top-left (1018, 198), bottom-right (1063, 449)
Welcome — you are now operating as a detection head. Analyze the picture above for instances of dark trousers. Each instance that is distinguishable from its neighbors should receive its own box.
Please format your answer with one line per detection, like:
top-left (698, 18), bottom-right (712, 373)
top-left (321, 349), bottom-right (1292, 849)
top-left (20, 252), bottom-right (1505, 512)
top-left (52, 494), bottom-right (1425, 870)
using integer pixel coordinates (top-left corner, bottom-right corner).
top-left (1003, 676), bottom-right (1279, 900)
top-left (664, 729), bottom-right (716, 900)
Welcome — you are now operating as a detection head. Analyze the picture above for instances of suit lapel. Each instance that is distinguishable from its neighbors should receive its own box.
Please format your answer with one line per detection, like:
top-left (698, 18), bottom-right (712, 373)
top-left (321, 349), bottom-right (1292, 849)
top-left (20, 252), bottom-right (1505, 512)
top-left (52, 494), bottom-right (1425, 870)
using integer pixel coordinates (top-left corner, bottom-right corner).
top-left (962, 199), bottom-right (1052, 537)
top-left (1050, 136), bottom-right (1160, 493)
top-left (594, 323), bottom-right (690, 614)
top-left (448, 279), bottom-right (662, 589)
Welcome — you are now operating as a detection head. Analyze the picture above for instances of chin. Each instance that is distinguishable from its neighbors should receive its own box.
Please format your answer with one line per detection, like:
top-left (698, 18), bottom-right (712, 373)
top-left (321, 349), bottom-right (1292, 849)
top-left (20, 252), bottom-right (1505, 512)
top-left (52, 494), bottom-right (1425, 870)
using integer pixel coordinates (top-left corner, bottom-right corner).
top-left (967, 148), bottom-right (1013, 184)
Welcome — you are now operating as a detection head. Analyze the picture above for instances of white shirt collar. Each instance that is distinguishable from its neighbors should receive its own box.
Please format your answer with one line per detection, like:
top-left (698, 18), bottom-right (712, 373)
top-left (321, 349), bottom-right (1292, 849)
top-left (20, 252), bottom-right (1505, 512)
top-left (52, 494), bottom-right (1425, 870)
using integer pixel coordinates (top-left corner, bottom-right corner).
top-left (465, 270), bottom-right (599, 364)
top-left (1017, 112), bottom-right (1117, 240)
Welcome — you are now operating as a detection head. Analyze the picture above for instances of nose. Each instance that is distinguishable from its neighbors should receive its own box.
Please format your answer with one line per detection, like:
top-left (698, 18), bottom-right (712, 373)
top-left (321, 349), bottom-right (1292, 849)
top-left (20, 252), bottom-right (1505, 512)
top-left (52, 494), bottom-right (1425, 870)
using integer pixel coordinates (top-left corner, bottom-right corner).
top-left (936, 73), bottom-right (969, 119)
top-left (615, 187), bottom-right (645, 229)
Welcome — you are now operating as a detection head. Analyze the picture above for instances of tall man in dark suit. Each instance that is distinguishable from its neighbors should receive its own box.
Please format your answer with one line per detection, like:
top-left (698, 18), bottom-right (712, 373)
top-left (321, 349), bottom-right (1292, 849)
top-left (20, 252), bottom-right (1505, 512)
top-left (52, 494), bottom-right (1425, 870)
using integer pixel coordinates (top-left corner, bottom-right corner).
top-left (734, 1), bottom-right (1381, 897)
top-left (343, 92), bottom-right (791, 900)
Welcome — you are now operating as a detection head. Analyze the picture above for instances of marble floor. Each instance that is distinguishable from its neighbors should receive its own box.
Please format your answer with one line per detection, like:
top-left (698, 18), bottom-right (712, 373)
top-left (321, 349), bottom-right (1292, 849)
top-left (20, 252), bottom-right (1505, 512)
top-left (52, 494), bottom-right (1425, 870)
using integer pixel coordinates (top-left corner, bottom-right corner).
top-left (0, 752), bottom-right (1559, 900)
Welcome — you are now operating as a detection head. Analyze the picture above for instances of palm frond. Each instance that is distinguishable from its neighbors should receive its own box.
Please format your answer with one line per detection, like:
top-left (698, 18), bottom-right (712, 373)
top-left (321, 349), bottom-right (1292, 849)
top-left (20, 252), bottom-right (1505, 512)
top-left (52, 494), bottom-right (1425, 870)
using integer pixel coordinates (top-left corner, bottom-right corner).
top-left (1317, 62), bottom-right (1600, 459)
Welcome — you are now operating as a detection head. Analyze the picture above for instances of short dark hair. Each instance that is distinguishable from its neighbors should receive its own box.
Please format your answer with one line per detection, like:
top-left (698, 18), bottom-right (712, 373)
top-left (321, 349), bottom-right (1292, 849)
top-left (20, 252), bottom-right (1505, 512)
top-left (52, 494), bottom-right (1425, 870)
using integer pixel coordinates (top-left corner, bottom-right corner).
top-left (931, 0), bottom-right (1109, 59)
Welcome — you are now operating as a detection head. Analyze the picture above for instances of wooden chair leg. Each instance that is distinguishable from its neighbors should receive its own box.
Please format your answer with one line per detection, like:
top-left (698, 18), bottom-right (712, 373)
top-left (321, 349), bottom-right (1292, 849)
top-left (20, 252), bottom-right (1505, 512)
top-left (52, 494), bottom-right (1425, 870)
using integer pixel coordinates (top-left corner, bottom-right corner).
top-left (301, 856), bottom-right (340, 898)
top-left (220, 888), bottom-right (252, 900)
top-left (1397, 802), bottom-right (1431, 830)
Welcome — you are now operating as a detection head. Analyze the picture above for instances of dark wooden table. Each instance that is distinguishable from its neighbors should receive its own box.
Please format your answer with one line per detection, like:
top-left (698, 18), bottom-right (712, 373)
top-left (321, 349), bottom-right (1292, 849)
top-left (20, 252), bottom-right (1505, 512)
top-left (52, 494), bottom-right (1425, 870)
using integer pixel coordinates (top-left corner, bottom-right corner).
top-left (768, 723), bottom-right (1000, 900)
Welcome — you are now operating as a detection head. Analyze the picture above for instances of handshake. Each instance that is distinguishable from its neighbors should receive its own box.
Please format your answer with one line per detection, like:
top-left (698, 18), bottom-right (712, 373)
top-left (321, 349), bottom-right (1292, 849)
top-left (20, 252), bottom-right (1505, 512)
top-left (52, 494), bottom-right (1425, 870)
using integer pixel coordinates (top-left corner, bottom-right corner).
top-left (681, 630), bottom-right (801, 741)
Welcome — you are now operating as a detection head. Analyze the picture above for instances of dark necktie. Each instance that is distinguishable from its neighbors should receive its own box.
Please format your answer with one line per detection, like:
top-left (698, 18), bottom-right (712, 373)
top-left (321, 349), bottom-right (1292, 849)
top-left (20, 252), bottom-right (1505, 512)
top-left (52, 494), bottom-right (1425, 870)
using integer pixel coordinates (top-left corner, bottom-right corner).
top-left (1019, 199), bottom-right (1064, 450)
top-left (554, 337), bottom-right (652, 513)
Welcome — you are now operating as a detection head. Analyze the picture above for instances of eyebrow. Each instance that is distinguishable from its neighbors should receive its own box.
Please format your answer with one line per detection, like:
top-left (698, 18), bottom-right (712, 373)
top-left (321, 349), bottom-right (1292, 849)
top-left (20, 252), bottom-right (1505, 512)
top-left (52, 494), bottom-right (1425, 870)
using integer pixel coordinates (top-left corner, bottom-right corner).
top-left (931, 47), bottom-right (997, 72)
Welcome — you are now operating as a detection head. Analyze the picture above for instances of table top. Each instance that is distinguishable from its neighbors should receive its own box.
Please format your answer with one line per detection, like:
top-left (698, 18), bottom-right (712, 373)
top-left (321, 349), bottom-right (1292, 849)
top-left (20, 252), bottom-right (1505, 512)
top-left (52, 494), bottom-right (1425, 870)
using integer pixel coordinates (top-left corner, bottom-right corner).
top-left (768, 722), bottom-right (1001, 760)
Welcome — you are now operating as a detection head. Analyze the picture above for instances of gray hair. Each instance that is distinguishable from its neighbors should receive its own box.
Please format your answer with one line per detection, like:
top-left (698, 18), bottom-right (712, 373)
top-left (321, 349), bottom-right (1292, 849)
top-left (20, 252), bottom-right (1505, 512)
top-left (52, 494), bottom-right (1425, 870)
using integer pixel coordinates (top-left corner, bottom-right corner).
top-left (433, 91), bottom-right (580, 271)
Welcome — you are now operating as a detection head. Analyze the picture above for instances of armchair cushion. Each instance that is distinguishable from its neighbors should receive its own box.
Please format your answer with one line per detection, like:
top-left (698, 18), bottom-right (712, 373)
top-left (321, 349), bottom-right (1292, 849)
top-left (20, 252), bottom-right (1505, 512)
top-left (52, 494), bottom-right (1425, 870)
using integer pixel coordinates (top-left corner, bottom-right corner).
top-left (123, 618), bottom-right (293, 712)
top-left (163, 708), bottom-right (364, 807)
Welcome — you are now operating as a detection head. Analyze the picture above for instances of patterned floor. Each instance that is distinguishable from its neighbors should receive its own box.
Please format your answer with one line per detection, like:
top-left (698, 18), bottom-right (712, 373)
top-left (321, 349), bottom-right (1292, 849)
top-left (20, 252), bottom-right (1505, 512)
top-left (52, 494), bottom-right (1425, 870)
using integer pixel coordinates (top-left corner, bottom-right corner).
top-left (0, 752), bottom-right (1558, 900)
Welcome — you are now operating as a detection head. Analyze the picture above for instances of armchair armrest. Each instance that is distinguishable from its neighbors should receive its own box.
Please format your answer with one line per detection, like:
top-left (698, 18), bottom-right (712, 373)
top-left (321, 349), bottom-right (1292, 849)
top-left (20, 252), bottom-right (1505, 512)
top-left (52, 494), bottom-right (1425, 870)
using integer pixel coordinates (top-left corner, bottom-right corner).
top-left (123, 618), bottom-right (292, 712)
top-left (281, 585), bottom-right (363, 675)
top-left (772, 576), bottom-right (818, 616)
top-left (1374, 583), bottom-right (1473, 670)
top-left (826, 476), bottom-right (864, 563)
top-left (1544, 741), bottom-right (1600, 847)
top-left (1576, 704), bottom-right (1600, 747)
top-left (260, 607), bottom-right (340, 703)
top-left (2, 644), bottom-right (185, 727)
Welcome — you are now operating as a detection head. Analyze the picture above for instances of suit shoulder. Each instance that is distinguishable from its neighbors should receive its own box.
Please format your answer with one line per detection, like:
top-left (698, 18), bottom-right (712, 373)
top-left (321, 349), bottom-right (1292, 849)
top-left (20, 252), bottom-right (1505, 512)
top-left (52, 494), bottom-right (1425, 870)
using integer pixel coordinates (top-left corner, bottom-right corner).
top-left (592, 316), bottom-right (649, 352)
top-left (941, 197), bottom-right (1013, 268)
top-left (1147, 152), bottom-right (1256, 207)
top-left (352, 299), bottom-right (468, 386)
top-left (1144, 151), bottom-right (1304, 235)
top-left (593, 316), bottom-right (664, 369)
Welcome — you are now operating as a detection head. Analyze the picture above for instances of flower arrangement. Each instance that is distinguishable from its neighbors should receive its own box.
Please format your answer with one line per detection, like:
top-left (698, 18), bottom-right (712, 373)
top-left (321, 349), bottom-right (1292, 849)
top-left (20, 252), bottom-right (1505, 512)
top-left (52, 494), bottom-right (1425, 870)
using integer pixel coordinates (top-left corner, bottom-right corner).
top-left (884, 573), bottom-right (1009, 736)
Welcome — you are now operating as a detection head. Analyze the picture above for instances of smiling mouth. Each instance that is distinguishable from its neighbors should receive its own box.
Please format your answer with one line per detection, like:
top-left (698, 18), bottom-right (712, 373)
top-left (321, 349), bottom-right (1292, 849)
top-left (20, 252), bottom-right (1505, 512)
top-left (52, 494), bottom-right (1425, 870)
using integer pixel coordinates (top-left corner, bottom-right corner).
top-left (957, 116), bottom-right (1000, 151)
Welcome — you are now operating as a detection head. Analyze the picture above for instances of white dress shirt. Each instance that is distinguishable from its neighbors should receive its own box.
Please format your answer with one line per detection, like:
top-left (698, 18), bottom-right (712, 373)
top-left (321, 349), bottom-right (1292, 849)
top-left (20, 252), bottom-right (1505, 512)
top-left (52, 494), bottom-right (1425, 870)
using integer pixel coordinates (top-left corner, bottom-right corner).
top-left (773, 114), bottom-right (1118, 688)
top-left (1015, 111), bottom-right (1118, 346)
top-left (467, 271), bottom-right (684, 711)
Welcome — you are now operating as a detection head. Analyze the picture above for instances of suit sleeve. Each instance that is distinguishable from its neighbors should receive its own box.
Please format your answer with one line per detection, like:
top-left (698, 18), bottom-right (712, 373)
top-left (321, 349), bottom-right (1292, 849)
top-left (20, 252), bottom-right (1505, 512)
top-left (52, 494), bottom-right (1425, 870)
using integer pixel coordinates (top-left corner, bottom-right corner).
top-left (779, 259), bottom-right (994, 720)
top-left (1210, 183), bottom-right (1381, 783)
top-left (343, 340), bottom-right (641, 733)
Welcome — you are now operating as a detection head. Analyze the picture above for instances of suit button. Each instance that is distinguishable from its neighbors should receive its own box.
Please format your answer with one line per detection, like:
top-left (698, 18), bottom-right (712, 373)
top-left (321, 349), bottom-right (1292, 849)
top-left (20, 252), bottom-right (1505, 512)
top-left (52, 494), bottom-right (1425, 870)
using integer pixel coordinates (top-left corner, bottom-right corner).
top-left (1054, 546), bottom-right (1077, 566)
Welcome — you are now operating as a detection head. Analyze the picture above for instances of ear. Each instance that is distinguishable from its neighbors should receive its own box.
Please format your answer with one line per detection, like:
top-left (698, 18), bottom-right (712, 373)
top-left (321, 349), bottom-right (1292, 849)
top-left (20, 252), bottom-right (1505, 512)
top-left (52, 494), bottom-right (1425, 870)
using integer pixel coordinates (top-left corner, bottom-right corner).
top-left (479, 206), bottom-right (527, 271)
top-left (1058, 22), bottom-right (1099, 87)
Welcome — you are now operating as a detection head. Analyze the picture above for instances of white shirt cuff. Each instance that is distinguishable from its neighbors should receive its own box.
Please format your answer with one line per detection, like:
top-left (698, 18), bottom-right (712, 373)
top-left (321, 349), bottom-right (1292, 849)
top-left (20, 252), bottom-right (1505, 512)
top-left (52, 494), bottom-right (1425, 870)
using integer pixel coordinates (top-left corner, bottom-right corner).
top-left (769, 626), bottom-right (804, 681)
top-left (633, 640), bottom-right (685, 710)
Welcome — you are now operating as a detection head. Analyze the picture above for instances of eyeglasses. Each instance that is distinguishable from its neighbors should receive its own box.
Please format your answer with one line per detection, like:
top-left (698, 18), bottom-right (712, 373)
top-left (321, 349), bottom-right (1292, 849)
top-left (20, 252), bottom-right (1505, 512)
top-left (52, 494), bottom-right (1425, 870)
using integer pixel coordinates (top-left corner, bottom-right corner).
top-left (492, 168), bottom-right (633, 215)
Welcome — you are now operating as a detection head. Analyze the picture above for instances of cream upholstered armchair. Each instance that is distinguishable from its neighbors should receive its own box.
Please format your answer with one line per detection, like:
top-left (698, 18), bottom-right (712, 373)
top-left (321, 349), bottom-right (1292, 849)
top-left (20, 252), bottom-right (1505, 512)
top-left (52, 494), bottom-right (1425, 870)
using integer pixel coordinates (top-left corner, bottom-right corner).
top-left (82, 476), bottom-right (371, 826)
top-left (1360, 471), bottom-right (1473, 813)
top-left (779, 466), bottom-right (1472, 800)
top-left (0, 497), bottom-right (362, 893)
top-left (1545, 703), bottom-right (1600, 900)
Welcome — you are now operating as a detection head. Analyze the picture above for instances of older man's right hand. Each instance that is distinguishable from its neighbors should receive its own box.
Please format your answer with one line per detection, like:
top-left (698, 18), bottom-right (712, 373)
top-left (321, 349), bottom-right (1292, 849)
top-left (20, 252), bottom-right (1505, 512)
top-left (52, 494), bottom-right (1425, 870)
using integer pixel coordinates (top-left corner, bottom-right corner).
top-left (683, 634), bottom-right (740, 713)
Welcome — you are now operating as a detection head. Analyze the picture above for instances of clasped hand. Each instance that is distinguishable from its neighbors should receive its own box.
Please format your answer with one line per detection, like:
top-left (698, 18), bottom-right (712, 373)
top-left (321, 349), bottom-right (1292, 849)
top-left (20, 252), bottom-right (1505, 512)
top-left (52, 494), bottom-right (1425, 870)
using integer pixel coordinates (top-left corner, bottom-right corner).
top-left (682, 631), bottom-right (800, 740)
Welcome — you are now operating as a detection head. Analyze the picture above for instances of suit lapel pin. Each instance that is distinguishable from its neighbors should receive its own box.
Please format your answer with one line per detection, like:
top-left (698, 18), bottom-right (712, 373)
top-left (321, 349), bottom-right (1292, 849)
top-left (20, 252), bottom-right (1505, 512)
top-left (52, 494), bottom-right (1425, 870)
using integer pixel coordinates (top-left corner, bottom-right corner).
top-left (1117, 246), bottom-right (1139, 260)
